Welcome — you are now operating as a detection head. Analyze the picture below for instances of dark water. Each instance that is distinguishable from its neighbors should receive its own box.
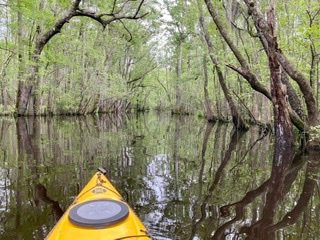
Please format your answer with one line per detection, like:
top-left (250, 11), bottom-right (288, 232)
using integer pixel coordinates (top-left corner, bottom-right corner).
top-left (0, 113), bottom-right (319, 240)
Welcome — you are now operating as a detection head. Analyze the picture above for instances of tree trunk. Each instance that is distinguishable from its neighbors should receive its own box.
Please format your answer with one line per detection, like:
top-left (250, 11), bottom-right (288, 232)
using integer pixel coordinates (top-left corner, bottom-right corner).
top-left (47, 88), bottom-right (54, 115)
top-left (317, 62), bottom-right (320, 109)
top-left (16, 52), bottom-right (41, 116)
top-left (204, 0), bottom-right (306, 131)
top-left (1, 88), bottom-right (7, 111)
top-left (88, 94), bottom-right (100, 114)
top-left (202, 54), bottom-right (215, 121)
top-left (281, 70), bottom-right (305, 120)
top-left (175, 40), bottom-right (182, 112)
top-left (244, 0), bottom-right (318, 126)
top-left (256, 25), bottom-right (307, 124)
top-left (204, 0), bottom-right (270, 100)
top-left (276, 52), bottom-right (319, 125)
top-left (198, 12), bottom-right (248, 130)
top-left (266, 5), bottom-right (294, 166)
top-left (240, 7), bottom-right (295, 239)
top-left (16, 0), bottom-right (29, 116)
top-left (243, 0), bottom-right (319, 148)
top-left (32, 1), bottom-right (45, 115)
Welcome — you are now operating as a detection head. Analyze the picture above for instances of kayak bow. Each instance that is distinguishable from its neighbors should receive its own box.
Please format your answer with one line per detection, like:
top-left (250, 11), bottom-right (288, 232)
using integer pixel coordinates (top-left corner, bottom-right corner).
top-left (46, 168), bottom-right (151, 240)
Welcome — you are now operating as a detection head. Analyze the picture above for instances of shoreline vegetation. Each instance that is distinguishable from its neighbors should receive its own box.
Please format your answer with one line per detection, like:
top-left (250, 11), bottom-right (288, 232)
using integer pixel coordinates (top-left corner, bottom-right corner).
top-left (0, 0), bottom-right (320, 150)
top-left (0, 106), bottom-right (271, 131)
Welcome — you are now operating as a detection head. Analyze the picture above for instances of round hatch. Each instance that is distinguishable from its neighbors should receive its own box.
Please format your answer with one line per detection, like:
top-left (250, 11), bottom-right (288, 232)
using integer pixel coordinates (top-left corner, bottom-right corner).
top-left (69, 199), bottom-right (129, 228)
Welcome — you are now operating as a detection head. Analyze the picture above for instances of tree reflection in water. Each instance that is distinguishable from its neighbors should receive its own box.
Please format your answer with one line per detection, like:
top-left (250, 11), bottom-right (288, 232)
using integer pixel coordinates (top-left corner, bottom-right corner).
top-left (0, 114), bottom-right (319, 240)
top-left (35, 184), bottom-right (63, 221)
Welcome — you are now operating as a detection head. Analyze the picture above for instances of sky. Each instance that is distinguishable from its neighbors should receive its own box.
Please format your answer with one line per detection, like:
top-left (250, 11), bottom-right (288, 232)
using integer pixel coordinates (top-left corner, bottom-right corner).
top-left (0, 1), bottom-right (8, 40)
top-left (148, 0), bottom-right (175, 63)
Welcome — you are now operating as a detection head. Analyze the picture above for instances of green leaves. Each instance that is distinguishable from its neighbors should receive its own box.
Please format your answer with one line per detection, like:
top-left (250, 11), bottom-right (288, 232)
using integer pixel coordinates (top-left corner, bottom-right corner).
top-left (310, 125), bottom-right (320, 141)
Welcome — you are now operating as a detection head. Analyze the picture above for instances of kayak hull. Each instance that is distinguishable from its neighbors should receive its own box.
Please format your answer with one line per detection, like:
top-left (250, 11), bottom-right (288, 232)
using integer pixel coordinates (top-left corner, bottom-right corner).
top-left (46, 171), bottom-right (150, 240)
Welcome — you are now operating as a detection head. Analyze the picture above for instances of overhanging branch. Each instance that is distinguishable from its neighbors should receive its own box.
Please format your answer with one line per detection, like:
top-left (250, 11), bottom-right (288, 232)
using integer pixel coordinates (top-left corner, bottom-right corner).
top-left (35, 0), bottom-right (148, 53)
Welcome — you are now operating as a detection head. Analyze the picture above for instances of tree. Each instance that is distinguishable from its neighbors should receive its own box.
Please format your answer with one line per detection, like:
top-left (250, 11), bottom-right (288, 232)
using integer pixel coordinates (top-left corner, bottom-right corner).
top-left (15, 0), bottom-right (148, 116)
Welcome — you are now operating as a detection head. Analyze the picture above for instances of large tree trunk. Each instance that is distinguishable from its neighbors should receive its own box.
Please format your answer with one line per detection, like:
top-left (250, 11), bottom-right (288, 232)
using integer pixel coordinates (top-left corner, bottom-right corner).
top-left (256, 25), bottom-right (307, 123)
top-left (266, 8), bottom-right (294, 166)
top-left (32, 1), bottom-right (46, 115)
top-left (240, 6), bottom-right (294, 240)
top-left (244, 0), bottom-right (318, 126)
top-left (266, 8), bottom-right (294, 236)
top-left (243, 0), bottom-right (319, 147)
top-left (16, 0), bottom-right (29, 115)
top-left (203, 0), bottom-right (306, 131)
top-left (16, 53), bottom-right (41, 116)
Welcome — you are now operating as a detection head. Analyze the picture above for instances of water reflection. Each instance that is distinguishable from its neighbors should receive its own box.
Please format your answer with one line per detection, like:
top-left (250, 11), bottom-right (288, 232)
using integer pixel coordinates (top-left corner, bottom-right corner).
top-left (0, 113), bottom-right (319, 239)
top-left (35, 184), bottom-right (63, 221)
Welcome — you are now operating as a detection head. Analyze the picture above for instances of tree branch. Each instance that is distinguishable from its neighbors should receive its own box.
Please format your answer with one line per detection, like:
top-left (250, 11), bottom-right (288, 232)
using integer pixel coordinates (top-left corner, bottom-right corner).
top-left (232, 90), bottom-right (257, 124)
top-left (227, 64), bottom-right (306, 131)
top-left (204, 0), bottom-right (272, 104)
top-left (127, 66), bottom-right (157, 84)
top-left (35, 0), bottom-right (148, 54)
top-left (226, 64), bottom-right (272, 100)
top-left (111, 0), bottom-right (117, 14)
top-left (119, 19), bottom-right (133, 42)
top-left (134, 0), bottom-right (146, 18)
top-left (156, 77), bottom-right (171, 102)
top-left (0, 46), bottom-right (16, 54)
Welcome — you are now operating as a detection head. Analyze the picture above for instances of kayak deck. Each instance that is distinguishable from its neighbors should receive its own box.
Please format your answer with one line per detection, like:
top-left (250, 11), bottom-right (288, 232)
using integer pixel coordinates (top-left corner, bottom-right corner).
top-left (46, 170), bottom-right (151, 240)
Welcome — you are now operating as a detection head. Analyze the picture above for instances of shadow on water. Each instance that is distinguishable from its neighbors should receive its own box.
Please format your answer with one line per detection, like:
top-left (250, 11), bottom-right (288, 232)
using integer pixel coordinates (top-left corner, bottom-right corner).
top-left (0, 113), bottom-right (319, 239)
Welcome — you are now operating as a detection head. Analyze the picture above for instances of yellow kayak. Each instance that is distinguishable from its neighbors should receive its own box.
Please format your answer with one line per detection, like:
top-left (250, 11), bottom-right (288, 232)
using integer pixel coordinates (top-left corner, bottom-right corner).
top-left (46, 168), bottom-right (151, 240)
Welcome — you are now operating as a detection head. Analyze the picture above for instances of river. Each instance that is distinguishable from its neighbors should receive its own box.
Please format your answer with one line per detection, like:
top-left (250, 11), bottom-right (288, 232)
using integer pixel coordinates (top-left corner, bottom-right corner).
top-left (0, 113), bottom-right (319, 239)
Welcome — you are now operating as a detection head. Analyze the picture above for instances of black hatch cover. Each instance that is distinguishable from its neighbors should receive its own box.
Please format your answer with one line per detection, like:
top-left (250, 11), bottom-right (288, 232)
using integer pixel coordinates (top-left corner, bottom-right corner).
top-left (69, 199), bottom-right (129, 228)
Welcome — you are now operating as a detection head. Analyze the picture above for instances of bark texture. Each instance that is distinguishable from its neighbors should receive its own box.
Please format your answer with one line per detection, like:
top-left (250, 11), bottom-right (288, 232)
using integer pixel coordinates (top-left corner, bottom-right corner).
top-left (281, 70), bottom-right (305, 120)
top-left (277, 53), bottom-right (318, 125)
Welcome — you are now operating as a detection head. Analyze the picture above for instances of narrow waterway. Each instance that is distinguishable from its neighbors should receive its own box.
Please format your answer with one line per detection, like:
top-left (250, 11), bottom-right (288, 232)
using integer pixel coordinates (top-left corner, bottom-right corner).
top-left (0, 113), bottom-right (319, 239)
